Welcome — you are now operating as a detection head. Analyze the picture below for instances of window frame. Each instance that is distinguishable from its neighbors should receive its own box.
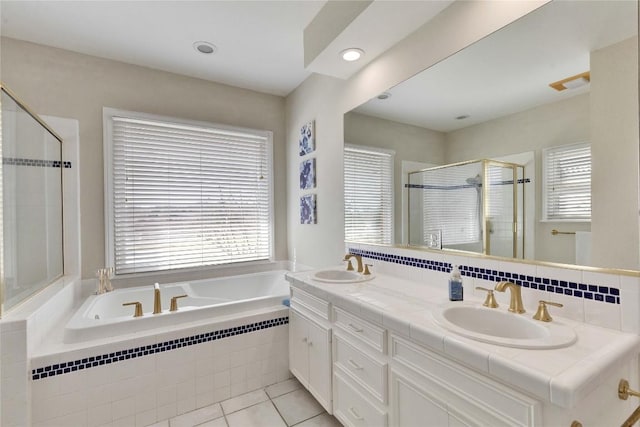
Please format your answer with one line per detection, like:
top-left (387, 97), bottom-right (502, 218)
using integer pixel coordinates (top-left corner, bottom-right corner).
top-left (103, 107), bottom-right (275, 277)
top-left (344, 143), bottom-right (395, 245)
top-left (541, 141), bottom-right (591, 222)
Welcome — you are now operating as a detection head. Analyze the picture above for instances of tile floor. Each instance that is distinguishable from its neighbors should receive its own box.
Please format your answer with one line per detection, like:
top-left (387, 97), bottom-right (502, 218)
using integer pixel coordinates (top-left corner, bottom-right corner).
top-left (149, 378), bottom-right (342, 427)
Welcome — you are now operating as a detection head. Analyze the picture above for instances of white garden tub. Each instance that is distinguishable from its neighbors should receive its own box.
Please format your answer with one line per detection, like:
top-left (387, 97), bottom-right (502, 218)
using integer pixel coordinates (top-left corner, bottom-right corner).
top-left (64, 270), bottom-right (290, 343)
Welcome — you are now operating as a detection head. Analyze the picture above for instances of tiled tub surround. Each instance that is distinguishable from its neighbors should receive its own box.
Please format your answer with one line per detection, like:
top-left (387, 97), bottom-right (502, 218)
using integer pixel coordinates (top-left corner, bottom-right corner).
top-left (1, 263), bottom-right (298, 427)
top-left (30, 308), bottom-right (291, 427)
top-left (286, 269), bottom-right (640, 425)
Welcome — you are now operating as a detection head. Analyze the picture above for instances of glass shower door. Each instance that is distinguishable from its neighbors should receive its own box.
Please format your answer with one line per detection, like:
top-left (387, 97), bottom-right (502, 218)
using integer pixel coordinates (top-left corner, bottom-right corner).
top-left (1, 86), bottom-right (63, 313)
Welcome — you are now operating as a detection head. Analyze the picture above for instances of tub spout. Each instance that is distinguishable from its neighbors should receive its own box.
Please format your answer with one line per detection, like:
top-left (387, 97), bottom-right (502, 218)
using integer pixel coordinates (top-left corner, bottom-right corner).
top-left (153, 283), bottom-right (162, 314)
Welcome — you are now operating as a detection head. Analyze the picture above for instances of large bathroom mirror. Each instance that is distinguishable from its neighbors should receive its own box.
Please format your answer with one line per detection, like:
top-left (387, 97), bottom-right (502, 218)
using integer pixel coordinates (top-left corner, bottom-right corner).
top-left (344, 0), bottom-right (638, 268)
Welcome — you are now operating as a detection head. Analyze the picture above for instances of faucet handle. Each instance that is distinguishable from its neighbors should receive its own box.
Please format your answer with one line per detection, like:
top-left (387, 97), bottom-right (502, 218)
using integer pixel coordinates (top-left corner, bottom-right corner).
top-left (475, 287), bottom-right (499, 308)
top-left (363, 264), bottom-right (372, 276)
top-left (123, 301), bottom-right (143, 318)
top-left (533, 300), bottom-right (563, 322)
top-left (170, 295), bottom-right (188, 312)
top-left (345, 259), bottom-right (354, 271)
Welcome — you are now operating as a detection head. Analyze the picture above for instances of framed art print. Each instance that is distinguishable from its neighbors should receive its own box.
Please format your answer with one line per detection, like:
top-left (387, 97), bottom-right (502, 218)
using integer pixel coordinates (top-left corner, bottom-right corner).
top-left (299, 120), bottom-right (315, 156)
top-left (300, 158), bottom-right (316, 190)
top-left (300, 194), bottom-right (317, 224)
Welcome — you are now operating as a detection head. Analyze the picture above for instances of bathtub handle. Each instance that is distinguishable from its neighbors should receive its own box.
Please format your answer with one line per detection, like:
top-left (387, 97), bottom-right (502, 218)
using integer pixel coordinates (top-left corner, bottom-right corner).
top-left (170, 295), bottom-right (188, 312)
top-left (122, 302), bottom-right (143, 318)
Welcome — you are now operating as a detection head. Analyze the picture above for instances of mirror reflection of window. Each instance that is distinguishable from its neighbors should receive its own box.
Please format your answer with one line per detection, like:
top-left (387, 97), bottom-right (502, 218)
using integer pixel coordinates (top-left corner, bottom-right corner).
top-left (344, 145), bottom-right (394, 244)
top-left (542, 142), bottom-right (592, 221)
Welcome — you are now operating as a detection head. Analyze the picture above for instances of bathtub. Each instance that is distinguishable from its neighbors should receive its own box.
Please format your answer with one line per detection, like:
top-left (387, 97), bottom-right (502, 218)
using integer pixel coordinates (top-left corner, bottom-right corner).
top-left (64, 270), bottom-right (290, 343)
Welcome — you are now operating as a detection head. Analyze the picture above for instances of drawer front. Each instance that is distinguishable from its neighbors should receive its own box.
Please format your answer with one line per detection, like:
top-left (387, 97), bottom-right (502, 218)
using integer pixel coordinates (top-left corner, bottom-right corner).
top-left (334, 368), bottom-right (387, 427)
top-left (333, 307), bottom-right (386, 353)
top-left (334, 333), bottom-right (387, 404)
top-left (391, 335), bottom-right (540, 427)
top-left (292, 287), bottom-right (330, 320)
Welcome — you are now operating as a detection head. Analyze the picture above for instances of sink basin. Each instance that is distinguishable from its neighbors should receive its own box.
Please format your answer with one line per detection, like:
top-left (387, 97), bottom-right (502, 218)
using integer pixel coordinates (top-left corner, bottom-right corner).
top-left (312, 269), bottom-right (374, 283)
top-left (432, 303), bottom-right (576, 349)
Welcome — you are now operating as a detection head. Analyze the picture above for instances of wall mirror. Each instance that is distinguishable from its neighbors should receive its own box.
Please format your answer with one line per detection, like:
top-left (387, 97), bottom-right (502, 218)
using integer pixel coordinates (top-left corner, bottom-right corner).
top-left (344, 0), bottom-right (638, 268)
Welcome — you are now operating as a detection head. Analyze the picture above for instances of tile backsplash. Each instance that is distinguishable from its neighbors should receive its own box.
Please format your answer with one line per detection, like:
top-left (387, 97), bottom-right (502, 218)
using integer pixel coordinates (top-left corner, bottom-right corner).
top-left (347, 244), bottom-right (640, 334)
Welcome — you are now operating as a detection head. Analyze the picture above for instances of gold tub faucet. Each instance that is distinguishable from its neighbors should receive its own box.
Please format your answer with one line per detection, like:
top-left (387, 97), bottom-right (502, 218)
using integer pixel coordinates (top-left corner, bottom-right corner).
top-left (343, 254), bottom-right (363, 273)
top-left (153, 283), bottom-right (162, 314)
top-left (494, 281), bottom-right (526, 313)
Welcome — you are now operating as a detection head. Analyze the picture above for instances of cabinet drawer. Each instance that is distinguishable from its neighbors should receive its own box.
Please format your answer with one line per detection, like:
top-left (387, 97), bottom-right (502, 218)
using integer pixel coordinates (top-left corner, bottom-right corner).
top-left (334, 368), bottom-right (387, 427)
top-left (334, 333), bottom-right (387, 404)
top-left (291, 287), bottom-right (330, 320)
top-left (391, 335), bottom-right (540, 426)
top-left (333, 307), bottom-right (386, 353)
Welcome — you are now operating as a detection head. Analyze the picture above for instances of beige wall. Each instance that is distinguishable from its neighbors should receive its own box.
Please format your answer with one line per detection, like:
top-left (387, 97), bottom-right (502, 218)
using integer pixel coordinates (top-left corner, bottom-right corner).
top-left (590, 37), bottom-right (640, 270)
top-left (1, 37), bottom-right (288, 279)
top-left (445, 94), bottom-right (591, 265)
top-left (344, 112), bottom-right (445, 243)
top-left (286, 1), bottom-right (549, 268)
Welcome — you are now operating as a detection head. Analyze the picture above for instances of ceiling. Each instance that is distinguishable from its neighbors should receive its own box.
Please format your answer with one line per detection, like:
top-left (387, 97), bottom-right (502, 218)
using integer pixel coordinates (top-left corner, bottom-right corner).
top-left (0, 0), bottom-right (451, 97)
top-left (354, 0), bottom-right (638, 132)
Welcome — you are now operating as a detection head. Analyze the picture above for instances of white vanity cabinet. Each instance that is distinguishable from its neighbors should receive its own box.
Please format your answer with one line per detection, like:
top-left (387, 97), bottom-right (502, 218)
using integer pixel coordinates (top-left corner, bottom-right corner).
top-left (289, 288), bottom-right (332, 413)
top-left (286, 277), bottom-right (638, 427)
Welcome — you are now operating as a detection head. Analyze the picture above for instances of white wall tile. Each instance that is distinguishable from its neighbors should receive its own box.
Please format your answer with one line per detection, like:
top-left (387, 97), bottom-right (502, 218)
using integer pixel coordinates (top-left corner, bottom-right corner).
top-left (88, 403), bottom-right (112, 427)
top-left (620, 275), bottom-right (640, 334)
top-left (112, 397), bottom-right (136, 421)
top-left (584, 299), bottom-right (621, 330)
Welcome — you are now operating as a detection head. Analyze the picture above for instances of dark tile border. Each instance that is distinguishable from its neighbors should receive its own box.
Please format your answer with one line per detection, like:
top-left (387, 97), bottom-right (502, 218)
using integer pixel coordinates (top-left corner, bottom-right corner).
top-left (32, 316), bottom-right (288, 381)
top-left (3, 157), bottom-right (71, 168)
top-left (348, 248), bottom-right (620, 305)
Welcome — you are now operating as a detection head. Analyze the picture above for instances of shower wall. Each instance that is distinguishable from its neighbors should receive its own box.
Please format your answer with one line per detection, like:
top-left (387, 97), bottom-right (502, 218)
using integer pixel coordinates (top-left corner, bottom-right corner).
top-left (1, 87), bottom-right (63, 313)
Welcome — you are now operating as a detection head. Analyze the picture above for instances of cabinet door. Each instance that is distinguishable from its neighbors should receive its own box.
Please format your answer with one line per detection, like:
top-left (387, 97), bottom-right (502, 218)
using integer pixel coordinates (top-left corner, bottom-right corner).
top-left (390, 369), bottom-right (449, 427)
top-left (307, 315), bottom-right (332, 412)
top-left (289, 309), bottom-right (309, 386)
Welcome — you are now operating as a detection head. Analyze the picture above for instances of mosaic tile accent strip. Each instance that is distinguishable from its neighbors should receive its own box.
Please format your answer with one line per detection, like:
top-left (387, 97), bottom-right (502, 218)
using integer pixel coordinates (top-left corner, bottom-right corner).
top-left (348, 248), bottom-right (620, 305)
top-left (3, 157), bottom-right (72, 168)
top-left (31, 316), bottom-right (288, 381)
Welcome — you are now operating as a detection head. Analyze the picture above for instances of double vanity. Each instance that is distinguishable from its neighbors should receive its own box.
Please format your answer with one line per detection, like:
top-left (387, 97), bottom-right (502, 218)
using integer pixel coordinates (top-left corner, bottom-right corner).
top-left (286, 267), bottom-right (640, 426)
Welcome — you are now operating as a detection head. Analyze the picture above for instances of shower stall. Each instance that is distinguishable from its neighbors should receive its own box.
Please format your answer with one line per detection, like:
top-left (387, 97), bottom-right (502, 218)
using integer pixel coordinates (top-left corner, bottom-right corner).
top-left (408, 159), bottom-right (524, 258)
top-left (0, 84), bottom-right (64, 315)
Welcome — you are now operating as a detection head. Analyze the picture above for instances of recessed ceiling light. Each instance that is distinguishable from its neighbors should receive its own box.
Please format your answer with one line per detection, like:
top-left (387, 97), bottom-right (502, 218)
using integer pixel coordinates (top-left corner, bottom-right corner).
top-left (456, 115), bottom-right (470, 120)
top-left (377, 92), bottom-right (392, 100)
top-left (193, 41), bottom-right (217, 55)
top-left (340, 48), bottom-right (364, 62)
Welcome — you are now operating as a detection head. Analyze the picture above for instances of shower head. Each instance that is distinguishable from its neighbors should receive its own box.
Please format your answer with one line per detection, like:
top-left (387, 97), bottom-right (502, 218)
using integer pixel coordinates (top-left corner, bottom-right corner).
top-left (466, 174), bottom-right (481, 186)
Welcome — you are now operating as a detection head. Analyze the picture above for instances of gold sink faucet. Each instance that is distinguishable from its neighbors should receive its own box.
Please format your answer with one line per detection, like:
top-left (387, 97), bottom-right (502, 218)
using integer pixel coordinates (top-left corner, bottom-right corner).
top-left (153, 283), bottom-right (162, 314)
top-left (494, 281), bottom-right (526, 313)
top-left (344, 254), bottom-right (363, 273)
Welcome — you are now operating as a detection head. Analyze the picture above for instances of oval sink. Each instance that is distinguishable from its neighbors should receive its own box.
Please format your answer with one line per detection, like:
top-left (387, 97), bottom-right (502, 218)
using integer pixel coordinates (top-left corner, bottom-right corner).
top-left (312, 269), bottom-right (374, 283)
top-left (432, 303), bottom-right (576, 349)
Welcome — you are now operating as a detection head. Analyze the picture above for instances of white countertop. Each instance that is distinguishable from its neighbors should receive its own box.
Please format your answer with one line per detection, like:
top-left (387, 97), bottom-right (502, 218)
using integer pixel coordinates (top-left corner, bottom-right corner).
top-left (285, 268), bottom-right (640, 409)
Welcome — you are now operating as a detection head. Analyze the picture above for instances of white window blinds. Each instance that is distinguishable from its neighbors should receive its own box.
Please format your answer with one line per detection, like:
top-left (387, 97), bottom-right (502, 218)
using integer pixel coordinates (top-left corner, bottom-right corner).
top-left (543, 142), bottom-right (591, 221)
top-left (420, 166), bottom-right (480, 246)
top-left (344, 145), bottom-right (394, 244)
top-left (105, 110), bottom-right (273, 275)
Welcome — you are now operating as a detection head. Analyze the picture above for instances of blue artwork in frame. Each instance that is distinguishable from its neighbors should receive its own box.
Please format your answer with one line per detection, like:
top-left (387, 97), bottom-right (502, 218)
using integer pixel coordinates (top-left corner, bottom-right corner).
top-left (300, 158), bottom-right (316, 190)
top-left (300, 194), bottom-right (317, 224)
top-left (299, 120), bottom-right (315, 156)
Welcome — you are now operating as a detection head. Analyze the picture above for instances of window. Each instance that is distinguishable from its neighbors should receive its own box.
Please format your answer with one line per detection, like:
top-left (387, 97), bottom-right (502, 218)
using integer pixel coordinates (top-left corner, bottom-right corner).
top-left (543, 142), bottom-right (591, 221)
top-left (104, 108), bottom-right (273, 275)
top-left (344, 145), bottom-right (394, 244)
